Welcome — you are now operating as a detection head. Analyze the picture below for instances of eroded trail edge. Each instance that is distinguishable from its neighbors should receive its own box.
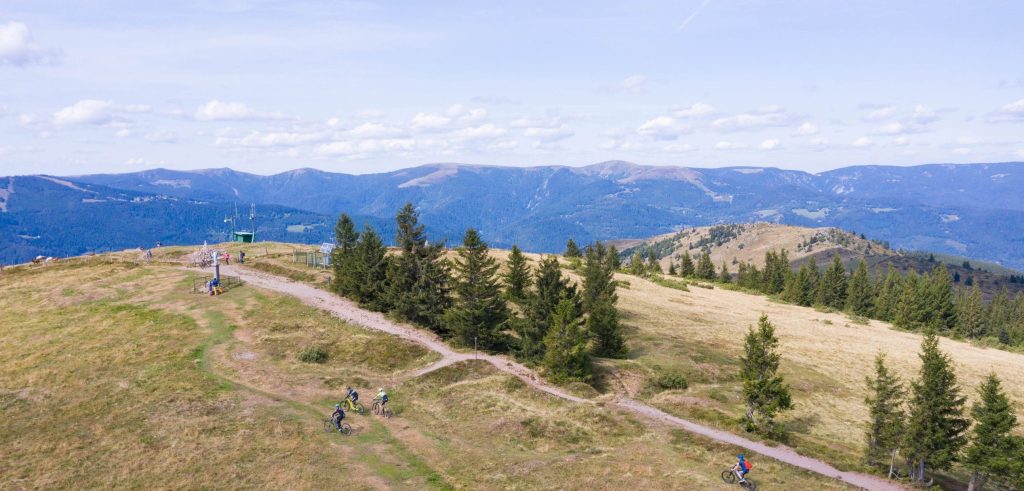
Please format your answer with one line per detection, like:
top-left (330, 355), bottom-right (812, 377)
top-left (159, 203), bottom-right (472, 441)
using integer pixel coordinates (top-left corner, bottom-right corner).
top-left (222, 265), bottom-right (903, 491)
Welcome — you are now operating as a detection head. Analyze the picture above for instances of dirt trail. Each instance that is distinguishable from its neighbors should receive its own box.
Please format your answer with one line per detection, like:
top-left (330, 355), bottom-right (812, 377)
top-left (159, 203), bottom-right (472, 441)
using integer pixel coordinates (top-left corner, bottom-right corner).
top-left (221, 265), bottom-right (904, 491)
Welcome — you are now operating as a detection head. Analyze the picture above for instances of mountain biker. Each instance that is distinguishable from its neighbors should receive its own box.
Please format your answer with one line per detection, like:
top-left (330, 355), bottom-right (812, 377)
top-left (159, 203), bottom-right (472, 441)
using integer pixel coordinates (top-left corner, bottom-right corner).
top-left (344, 386), bottom-right (359, 410)
top-left (331, 404), bottom-right (346, 431)
top-left (376, 387), bottom-right (389, 411)
top-left (732, 453), bottom-right (752, 482)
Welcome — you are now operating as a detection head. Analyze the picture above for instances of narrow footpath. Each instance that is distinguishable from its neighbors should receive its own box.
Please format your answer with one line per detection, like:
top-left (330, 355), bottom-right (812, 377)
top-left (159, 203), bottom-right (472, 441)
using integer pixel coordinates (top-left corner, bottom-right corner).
top-left (221, 264), bottom-right (905, 491)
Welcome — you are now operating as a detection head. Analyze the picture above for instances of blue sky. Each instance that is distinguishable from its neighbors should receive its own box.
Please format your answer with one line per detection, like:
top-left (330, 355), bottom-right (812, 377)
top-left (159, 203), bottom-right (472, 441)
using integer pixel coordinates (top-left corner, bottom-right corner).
top-left (1, 0), bottom-right (1023, 176)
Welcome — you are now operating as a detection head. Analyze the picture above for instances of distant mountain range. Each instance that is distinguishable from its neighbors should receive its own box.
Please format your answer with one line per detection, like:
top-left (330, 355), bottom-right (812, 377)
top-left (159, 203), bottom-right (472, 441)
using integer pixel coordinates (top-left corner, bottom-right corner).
top-left (2, 161), bottom-right (1022, 269)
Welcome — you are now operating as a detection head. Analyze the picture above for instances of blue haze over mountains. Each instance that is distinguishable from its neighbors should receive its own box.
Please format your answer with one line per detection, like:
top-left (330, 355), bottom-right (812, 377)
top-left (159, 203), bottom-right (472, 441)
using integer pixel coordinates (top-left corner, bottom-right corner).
top-left (1, 161), bottom-right (1022, 269)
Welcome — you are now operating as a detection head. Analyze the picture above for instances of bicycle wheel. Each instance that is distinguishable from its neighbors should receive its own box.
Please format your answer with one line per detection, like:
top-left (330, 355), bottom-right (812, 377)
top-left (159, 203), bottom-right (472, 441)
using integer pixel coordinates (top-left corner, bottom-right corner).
top-left (323, 419), bottom-right (335, 433)
top-left (721, 470), bottom-right (736, 484)
top-left (339, 423), bottom-right (352, 435)
top-left (382, 407), bottom-right (393, 419)
top-left (740, 478), bottom-right (756, 490)
top-left (355, 402), bottom-right (365, 415)
top-left (372, 401), bottom-right (381, 415)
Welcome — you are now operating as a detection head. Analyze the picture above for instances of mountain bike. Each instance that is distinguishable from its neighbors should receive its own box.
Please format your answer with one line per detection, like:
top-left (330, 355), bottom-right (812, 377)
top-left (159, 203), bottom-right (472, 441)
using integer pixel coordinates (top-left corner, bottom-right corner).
top-left (721, 468), bottom-right (757, 490)
top-left (322, 417), bottom-right (352, 435)
top-left (343, 397), bottom-right (365, 415)
top-left (371, 398), bottom-right (392, 418)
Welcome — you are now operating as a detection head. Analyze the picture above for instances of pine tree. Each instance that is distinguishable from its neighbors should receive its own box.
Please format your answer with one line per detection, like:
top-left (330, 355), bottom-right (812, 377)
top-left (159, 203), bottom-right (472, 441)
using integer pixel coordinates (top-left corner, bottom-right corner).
top-left (954, 285), bottom-right (987, 339)
top-left (762, 249), bottom-right (789, 294)
top-left (668, 261), bottom-right (677, 276)
top-left (606, 245), bottom-right (622, 271)
top-left (818, 255), bottom-right (848, 309)
top-left (846, 259), bottom-right (874, 316)
top-left (903, 330), bottom-right (969, 484)
top-left (964, 374), bottom-right (1019, 491)
top-left (696, 251), bottom-right (716, 280)
top-left (646, 250), bottom-right (662, 274)
top-left (542, 295), bottom-right (590, 383)
top-left (332, 213), bottom-right (360, 296)
top-left (519, 256), bottom-right (576, 362)
top-left (680, 251), bottom-right (695, 277)
top-left (874, 265), bottom-right (902, 322)
top-left (864, 353), bottom-right (906, 474)
top-left (719, 262), bottom-right (731, 283)
top-left (740, 314), bottom-right (793, 435)
top-left (385, 203), bottom-right (452, 333)
top-left (629, 250), bottom-right (645, 276)
top-left (925, 265), bottom-right (956, 332)
top-left (351, 225), bottom-right (390, 311)
top-left (583, 243), bottom-right (625, 358)
top-left (503, 245), bottom-right (532, 303)
top-left (988, 288), bottom-right (1013, 343)
top-left (894, 271), bottom-right (926, 330)
top-left (445, 229), bottom-right (509, 350)
top-left (564, 238), bottom-right (581, 258)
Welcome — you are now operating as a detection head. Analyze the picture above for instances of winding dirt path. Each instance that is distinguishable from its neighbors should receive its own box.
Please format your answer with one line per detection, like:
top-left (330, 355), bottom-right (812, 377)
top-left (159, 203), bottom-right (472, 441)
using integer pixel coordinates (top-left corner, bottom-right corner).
top-left (221, 264), bottom-right (904, 491)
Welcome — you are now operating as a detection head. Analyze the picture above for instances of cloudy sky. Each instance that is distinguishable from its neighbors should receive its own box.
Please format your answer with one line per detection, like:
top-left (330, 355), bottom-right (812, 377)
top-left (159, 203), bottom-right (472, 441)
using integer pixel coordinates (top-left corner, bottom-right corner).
top-left (2, 0), bottom-right (1023, 176)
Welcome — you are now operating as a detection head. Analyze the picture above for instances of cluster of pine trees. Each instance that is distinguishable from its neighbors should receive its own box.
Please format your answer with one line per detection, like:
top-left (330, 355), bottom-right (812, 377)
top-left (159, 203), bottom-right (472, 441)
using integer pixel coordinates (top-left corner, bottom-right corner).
top-left (656, 248), bottom-right (1024, 349)
top-left (865, 332), bottom-right (1023, 489)
top-left (331, 205), bottom-right (626, 383)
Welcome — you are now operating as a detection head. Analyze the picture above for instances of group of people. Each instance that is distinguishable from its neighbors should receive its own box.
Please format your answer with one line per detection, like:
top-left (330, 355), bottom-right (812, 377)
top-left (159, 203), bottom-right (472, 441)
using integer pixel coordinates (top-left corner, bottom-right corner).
top-left (330, 386), bottom-right (389, 432)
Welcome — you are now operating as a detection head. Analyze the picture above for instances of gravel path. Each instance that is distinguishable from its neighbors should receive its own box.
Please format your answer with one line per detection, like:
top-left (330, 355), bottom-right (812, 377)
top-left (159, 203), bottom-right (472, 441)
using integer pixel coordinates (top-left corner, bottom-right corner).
top-left (222, 264), bottom-right (905, 491)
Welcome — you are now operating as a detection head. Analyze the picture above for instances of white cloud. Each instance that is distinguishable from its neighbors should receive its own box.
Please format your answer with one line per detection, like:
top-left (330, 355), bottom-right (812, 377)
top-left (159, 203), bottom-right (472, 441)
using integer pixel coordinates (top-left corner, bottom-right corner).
top-left (893, 136), bottom-right (909, 146)
top-left (711, 106), bottom-right (793, 132)
top-left (409, 112), bottom-right (451, 130)
top-left (853, 137), bottom-right (873, 147)
top-left (952, 147), bottom-right (971, 155)
top-left (864, 106), bottom-right (895, 121)
top-left (875, 122), bottom-right (908, 135)
top-left (453, 123), bottom-right (505, 141)
top-left (194, 100), bottom-right (286, 121)
top-left (316, 138), bottom-right (418, 158)
top-left (0, 21), bottom-right (56, 66)
top-left (523, 125), bottom-right (574, 143)
top-left (637, 116), bottom-right (689, 140)
top-left (796, 122), bottom-right (819, 135)
top-left (53, 100), bottom-right (115, 127)
top-left (663, 142), bottom-right (695, 152)
top-left (759, 139), bottom-right (780, 150)
top-left (715, 141), bottom-right (748, 150)
top-left (350, 122), bottom-right (405, 138)
top-left (615, 74), bottom-right (647, 93)
top-left (145, 130), bottom-right (177, 143)
top-left (409, 105), bottom-right (486, 131)
top-left (910, 104), bottom-right (939, 124)
top-left (672, 102), bottom-right (715, 118)
top-left (220, 130), bottom-right (324, 148)
top-left (990, 98), bottom-right (1024, 122)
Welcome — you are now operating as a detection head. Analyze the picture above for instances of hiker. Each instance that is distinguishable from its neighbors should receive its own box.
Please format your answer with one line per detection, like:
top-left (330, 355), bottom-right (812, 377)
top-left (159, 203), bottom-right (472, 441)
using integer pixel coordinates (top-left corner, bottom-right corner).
top-left (239, 251), bottom-right (245, 264)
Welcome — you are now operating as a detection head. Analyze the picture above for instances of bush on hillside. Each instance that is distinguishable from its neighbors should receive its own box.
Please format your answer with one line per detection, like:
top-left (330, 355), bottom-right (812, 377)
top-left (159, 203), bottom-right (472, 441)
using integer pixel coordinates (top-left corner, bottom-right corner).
top-left (298, 345), bottom-right (329, 364)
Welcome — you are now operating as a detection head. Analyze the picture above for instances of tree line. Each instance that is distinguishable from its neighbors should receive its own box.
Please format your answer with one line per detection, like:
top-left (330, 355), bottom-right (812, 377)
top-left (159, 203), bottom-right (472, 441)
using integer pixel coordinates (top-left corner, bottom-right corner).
top-left (642, 249), bottom-right (1024, 349)
top-left (331, 204), bottom-right (626, 383)
top-left (865, 331), bottom-right (1023, 488)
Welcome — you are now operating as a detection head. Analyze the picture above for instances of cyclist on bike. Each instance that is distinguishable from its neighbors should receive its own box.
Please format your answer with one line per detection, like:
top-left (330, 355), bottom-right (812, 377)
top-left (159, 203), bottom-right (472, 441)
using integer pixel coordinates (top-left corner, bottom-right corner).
top-left (344, 386), bottom-right (359, 411)
top-left (732, 453), bottom-right (751, 483)
top-left (377, 387), bottom-right (389, 410)
top-left (331, 404), bottom-right (346, 431)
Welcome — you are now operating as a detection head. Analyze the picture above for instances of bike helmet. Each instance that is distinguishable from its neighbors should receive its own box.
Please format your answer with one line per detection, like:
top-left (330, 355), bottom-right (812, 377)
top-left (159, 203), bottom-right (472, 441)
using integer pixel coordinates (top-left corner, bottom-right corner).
top-left (335, 404), bottom-right (341, 409)
top-left (737, 453), bottom-right (744, 459)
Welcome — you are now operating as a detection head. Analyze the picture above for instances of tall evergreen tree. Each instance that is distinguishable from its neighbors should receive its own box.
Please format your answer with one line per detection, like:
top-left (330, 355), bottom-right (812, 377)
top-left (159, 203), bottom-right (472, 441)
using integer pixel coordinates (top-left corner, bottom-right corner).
top-left (740, 314), bottom-right (793, 434)
top-left (903, 330), bottom-right (969, 484)
top-left (964, 374), bottom-right (1019, 491)
top-left (680, 251), bottom-right (696, 277)
top-left (988, 288), bottom-right (1013, 343)
top-left (385, 203), bottom-right (452, 333)
top-left (818, 255), bottom-right (849, 309)
top-left (646, 250), bottom-right (662, 274)
top-left (894, 271), bottom-right (926, 330)
top-left (629, 250), bottom-right (645, 276)
top-left (503, 245), bottom-right (532, 303)
top-left (696, 251), bottom-right (716, 280)
top-left (583, 243), bottom-right (625, 358)
top-left (606, 245), bottom-right (622, 271)
top-left (925, 265), bottom-right (957, 332)
top-left (955, 285), bottom-right (987, 339)
top-left (542, 296), bottom-right (590, 383)
top-left (864, 353), bottom-right (906, 475)
top-left (351, 225), bottom-right (390, 311)
top-left (519, 255), bottom-right (576, 362)
top-left (564, 238), bottom-right (581, 258)
top-left (667, 261), bottom-right (678, 276)
top-left (332, 213), bottom-right (360, 296)
top-left (719, 261), bottom-right (731, 283)
top-left (762, 249), bottom-right (789, 294)
top-left (445, 229), bottom-right (509, 350)
top-left (874, 265), bottom-right (903, 322)
top-left (846, 259), bottom-right (874, 316)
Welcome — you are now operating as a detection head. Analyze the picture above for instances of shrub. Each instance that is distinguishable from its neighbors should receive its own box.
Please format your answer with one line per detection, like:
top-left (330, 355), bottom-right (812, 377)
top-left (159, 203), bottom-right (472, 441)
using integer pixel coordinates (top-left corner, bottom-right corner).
top-left (655, 371), bottom-right (689, 390)
top-left (298, 345), bottom-right (329, 364)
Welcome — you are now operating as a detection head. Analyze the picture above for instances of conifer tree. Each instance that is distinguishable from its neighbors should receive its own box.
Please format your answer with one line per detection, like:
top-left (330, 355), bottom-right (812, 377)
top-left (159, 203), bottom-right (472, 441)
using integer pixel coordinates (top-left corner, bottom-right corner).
top-left (864, 353), bottom-right (906, 474)
top-left (903, 330), bottom-right (969, 484)
top-left (680, 251), bottom-right (696, 277)
top-left (964, 374), bottom-right (1019, 491)
top-left (668, 261), bottom-right (677, 276)
top-left (385, 203), bottom-right (452, 333)
top-left (762, 249), bottom-right (789, 294)
top-left (696, 251), bottom-right (716, 280)
top-left (542, 295), bottom-right (590, 382)
top-left (519, 255), bottom-right (576, 362)
top-left (503, 245), bottom-right (532, 303)
top-left (740, 314), bottom-right (793, 435)
top-left (719, 261), bottom-right (731, 283)
top-left (895, 271), bottom-right (926, 330)
top-left (351, 225), bottom-right (390, 311)
top-left (646, 250), bottom-right (662, 274)
top-left (988, 288), bottom-right (1013, 342)
top-left (818, 255), bottom-right (848, 309)
top-left (629, 250), bottom-right (645, 276)
top-left (583, 243), bottom-right (625, 358)
top-left (955, 285), bottom-right (987, 339)
top-left (874, 265), bottom-right (902, 322)
top-left (606, 245), bottom-right (622, 271)
top-left (925, 265), bottom-right (956, 332)
top-left (332, 213), bottom-right (360, 296)
top-left (846, 259), bottom-right (874, 316)
top-left (446, 229), bottom-right (509, 350)
top-left (564, 238), bottom-right (581, 258)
